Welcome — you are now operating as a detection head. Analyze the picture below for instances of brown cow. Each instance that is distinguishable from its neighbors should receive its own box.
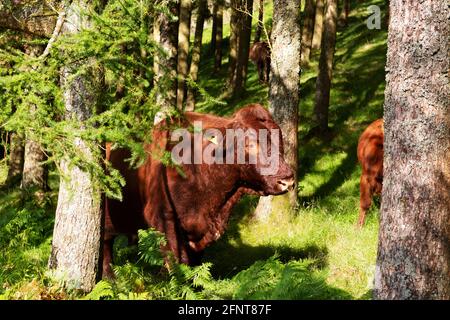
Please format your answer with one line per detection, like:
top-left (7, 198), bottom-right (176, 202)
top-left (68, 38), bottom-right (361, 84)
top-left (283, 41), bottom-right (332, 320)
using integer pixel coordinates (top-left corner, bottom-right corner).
top-left (102, 104), bottom-right (294, 278)
top-left (249, 42), bottom-right (271, 83)
top-left (357, 119), bottom-right (384, 227)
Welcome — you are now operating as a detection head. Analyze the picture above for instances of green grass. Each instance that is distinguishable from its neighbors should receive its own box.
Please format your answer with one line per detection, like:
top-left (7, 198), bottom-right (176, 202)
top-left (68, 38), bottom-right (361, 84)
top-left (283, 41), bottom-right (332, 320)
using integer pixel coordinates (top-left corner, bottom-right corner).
top-left (0, 0), bottom-right (387, 299)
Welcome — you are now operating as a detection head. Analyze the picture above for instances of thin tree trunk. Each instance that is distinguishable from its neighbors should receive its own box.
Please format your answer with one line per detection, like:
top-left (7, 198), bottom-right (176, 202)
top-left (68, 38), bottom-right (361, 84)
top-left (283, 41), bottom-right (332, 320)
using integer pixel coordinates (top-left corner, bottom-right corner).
top-left (214, 1), bottom-right (223, 71)
top-left (338, 0), bottom-right (349, 26)
top-left (154, 0), bottom-right (179, 123)
top-left (21, 136), bottom-right (47, 192)
top-left (176, 0), bottom-right (191, 110)
top-left (254, 0), bottom-right (301, 221)
top-left (254, 0), bottom-right (264, 43)
top-left (311, 0), bottom-right (324, 50)
top-left (21, 43), bottom-right (47, 195)
top-left (48, 0), bottom-right (103, 292)
top-left (233, 0), bottom-right (253, 97)
top-left (210, 1), bottom-right (218, 54)
top-left (314, 0), bottom-right (338, 135)
top-left (6, 132), bottom-right (24, 184)
top-left (301, 0), bottom-right (316, 67)
top-left (374, 0), bottom-right (450, 300)
top-left (227, 0), bottom-right (240, 92)
top-left (186, 0), bottom-right (207, 111)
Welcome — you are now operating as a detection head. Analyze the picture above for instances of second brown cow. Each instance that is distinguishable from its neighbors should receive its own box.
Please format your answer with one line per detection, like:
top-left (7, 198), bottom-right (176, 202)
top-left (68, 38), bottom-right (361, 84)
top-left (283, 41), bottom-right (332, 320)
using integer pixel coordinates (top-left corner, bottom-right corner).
top-left (249, 42), bottom-right (271, 83)
top-left (357, 119), bottom-right (384, 227)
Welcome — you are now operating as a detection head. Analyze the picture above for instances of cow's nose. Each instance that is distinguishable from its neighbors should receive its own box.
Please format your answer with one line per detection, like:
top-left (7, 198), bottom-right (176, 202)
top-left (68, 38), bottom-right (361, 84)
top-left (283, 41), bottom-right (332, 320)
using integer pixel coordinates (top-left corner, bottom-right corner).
top-left (277, 178), bottom-right (295, 192)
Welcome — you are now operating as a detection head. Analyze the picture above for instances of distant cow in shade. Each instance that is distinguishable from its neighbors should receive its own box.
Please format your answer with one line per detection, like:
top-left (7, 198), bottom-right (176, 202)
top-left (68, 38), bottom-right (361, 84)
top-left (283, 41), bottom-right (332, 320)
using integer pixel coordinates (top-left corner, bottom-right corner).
top-left (102, 104), bottom-right (295, 278)
top-left (249, 42), bottom-right (271, 83)
top-left (357, 119), bottom-right (384, 227)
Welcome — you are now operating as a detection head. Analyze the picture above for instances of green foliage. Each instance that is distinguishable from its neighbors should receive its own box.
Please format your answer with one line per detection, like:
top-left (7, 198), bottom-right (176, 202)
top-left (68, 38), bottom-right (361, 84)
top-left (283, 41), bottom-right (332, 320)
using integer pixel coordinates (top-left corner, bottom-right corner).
top-left (0, 0), bottom-right (175, 199)
top-left (86, 228), bottom-right (214, 300)
top-left (0, 189), bottom-right (54, 293)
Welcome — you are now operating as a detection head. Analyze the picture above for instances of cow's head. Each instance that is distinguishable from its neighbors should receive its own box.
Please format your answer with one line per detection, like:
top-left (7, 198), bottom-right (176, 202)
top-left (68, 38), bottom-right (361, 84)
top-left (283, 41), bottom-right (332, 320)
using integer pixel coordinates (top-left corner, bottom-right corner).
top-left (229, 104), bottom-right (295, 196)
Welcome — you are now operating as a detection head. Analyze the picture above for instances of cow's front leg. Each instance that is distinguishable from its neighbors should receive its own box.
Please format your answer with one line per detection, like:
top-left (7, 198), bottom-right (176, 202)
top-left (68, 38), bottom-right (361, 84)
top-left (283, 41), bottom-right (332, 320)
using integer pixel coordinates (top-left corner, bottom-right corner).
top-left (102, 237), bottom-right (115, 279)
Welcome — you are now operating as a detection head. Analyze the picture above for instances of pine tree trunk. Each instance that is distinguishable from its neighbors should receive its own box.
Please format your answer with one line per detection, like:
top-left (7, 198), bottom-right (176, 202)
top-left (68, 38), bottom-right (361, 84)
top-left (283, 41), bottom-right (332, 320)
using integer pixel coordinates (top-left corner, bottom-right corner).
top-left (254, 0), bottom-right (300, 221)
top-left (233, 0), bottom-right (253, 97)
top-left (186, 0), bottom-right (207, 111)
top-left (21, 44), bottom-right (47, 195)
top-left (374, 0), bottom-right (450, 300)
top-left (154, 0), bottom-right (179, 123)
top-left (21, 137), bottom-right (47, 193)
top-left (6, 132), bottom-right (24, 184)
top-left (0, 1), bottom-right (58, 37)
top-left (314, 0), bottom-right (337, 134)
top-left (338, 0), bottom-right (349, 26)
top-left (176, 0), bottom-right (191, 110)
top-left (214, 1), bottom-right (223, 71)
top-left (311, 0), bottom-right (324, 50)
top-left (210, 1), bottom-right (218, 54)
top-left (48, 0), bottom-right (103, 292)
top-left (227, 0), bottom-right (240, 92)
top-left (254, 0), bottom-right (264, 43)
top-left (301, 0), bottom-right (316, 67)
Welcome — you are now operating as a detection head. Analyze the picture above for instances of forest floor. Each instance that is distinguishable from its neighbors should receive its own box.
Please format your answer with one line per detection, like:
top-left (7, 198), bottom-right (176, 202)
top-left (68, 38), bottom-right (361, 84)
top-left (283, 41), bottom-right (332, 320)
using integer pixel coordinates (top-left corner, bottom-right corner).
top-left (0, 0), bottom-right (387, 299)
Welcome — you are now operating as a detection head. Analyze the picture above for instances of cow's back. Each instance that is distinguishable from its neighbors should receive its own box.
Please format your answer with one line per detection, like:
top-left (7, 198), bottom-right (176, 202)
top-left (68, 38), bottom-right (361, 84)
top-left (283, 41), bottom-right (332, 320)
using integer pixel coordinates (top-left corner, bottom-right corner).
top-left (357, 119), bottom-right (384, 177)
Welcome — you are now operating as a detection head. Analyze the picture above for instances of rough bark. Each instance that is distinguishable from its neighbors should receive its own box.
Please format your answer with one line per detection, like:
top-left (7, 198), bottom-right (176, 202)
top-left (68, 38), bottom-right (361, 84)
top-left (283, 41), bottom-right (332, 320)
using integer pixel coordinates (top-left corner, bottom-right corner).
top-left (314, 0), bottom-right (337, 134)
top-left (154, 0), bottom-right (179, 123)
top-left (213, 0), bottom-right (223, 71)
top-left (233, 0), bottom-right (253, 97)
top-left (374, 0), bottom-right (450, 300)
top-left (254, 0), bottom-right (264, 43)
top-left (186, 0), bottom-right (207, 111)
top-left (301, 0), bottom-right (316, 67)
top-left (311, 0), bottom-right (324, 50)
top-left (5, 132), bottom-right (24, 184)
top-left (21, 136), bottom-right (47, 192)
top-left (0, 0), bottom-right (60, 37)
top-left (48, 0), bottom-right (102, 292)
top-left (176, 0), bottom-right (191, 110)
top-left (254, 0), bottom-right (300, 221)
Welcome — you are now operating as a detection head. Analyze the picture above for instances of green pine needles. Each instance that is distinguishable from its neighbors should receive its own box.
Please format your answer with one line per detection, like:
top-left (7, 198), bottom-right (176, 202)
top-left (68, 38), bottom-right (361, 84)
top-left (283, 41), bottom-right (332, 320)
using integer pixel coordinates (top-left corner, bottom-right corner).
top-left (0, 0), bottom-right (174, 199)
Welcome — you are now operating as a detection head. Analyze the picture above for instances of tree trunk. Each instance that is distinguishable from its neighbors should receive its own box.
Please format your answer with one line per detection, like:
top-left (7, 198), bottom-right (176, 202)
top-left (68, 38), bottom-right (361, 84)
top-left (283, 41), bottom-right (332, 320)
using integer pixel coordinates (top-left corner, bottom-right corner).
top-left (5, 132), bottom-right (24, 184)
top-left (154, 0), bottom-right (179, 123)
top-left (21, 44), bottom-right (47, 195)
top-left (338, 0), bottom-right (349, 26)
top-left (210, 1), bottom-right (218, 54)
top-left (227, 0), bottom-right (240, 92)
top-left (230, 0), bottom-right (253, 98)
top-left (186, 0), bottom-right (207, 111)
top-left (176, 0), bottom-right (191, 110)
top-left (21, 136), bottom-right (47, 193)
top-left (253, 0), bottom-right (301, 221)
top-left (301, 0), bottom-right (316, 67)
top-left (314, 0), bottom-right (337, 134)
top-left (48, 0), bottom-right (103, 293)
top-left (311, 0), bottom-right (324, 50)
top-left (214, 0), bottom-right (224, 71)
top-left (374, 0), bottom-right (450, 300)
top-left (254, 0), bottom-right (264, 43)
top-left (0, 1), bottom-right (58, 37)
